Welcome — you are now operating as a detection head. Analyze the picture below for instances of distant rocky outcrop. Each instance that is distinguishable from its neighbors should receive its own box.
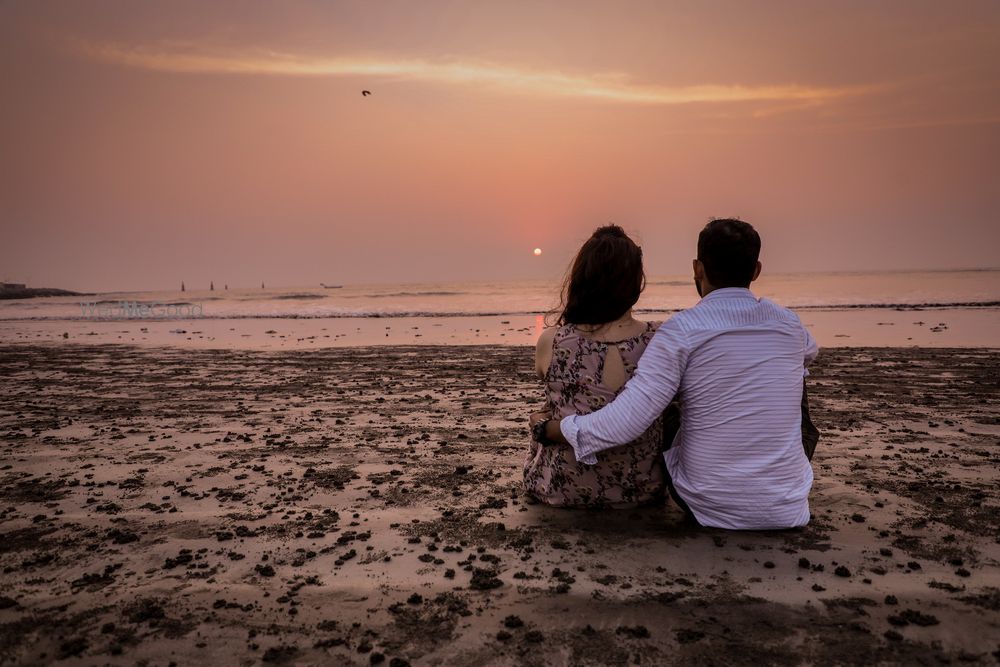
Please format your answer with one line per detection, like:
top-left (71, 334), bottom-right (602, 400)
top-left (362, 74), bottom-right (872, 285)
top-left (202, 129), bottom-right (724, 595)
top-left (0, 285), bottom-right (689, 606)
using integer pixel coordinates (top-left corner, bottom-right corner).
top-left (0, 283), bottom-right (84, 300)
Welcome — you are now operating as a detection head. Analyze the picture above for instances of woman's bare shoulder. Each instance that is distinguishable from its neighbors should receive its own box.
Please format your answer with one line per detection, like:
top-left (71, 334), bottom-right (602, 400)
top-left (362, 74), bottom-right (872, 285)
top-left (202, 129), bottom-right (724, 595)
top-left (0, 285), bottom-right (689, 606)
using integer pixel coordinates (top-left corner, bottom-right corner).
top-left (535, 326), bottom-right (561, 377)
top-left (535, 326), bottom-right (560, 355)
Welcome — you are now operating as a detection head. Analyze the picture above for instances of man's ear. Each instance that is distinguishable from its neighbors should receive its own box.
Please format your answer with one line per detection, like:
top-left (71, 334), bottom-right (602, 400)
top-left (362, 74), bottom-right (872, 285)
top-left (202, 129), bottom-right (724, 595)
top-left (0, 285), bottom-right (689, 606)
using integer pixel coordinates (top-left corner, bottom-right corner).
top-left (750, 261), bottom-right (762, 282)
top-left (693, 259), bottom-right (704, 280)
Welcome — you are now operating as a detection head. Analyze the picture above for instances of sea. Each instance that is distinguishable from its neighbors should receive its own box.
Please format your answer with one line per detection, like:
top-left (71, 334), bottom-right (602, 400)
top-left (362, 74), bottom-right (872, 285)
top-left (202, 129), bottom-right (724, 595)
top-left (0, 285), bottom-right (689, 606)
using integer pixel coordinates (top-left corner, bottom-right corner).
top-left (1, 269), bottom-right (998, 349)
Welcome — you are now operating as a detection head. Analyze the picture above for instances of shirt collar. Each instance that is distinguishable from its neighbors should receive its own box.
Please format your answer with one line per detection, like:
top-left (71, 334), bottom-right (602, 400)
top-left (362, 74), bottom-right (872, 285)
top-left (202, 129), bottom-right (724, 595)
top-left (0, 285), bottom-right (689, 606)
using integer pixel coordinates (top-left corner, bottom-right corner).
top-left (700, 287), bottom-right (758, 303)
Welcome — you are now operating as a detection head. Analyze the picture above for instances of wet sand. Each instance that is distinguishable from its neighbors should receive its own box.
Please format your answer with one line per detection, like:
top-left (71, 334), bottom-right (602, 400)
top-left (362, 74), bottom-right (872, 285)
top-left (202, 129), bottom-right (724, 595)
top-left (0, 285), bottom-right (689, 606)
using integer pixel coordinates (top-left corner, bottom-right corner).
top-left (1, 306), bottom-right (999, 349)
top-left (0, 344), bottom-right (998, 665)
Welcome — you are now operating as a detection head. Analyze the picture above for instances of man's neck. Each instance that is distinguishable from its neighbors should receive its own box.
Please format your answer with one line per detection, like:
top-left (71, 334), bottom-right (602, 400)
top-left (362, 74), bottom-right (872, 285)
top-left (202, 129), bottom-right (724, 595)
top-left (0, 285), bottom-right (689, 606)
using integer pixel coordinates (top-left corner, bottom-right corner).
top-left (701, 285), bottom-right (753, 299)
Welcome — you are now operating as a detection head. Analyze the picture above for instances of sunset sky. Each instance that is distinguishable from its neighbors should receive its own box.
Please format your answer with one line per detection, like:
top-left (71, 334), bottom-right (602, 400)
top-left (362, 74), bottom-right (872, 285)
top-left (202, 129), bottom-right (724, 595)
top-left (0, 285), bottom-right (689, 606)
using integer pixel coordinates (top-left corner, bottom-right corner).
top-left (2, 1), bottom-right (998, 292)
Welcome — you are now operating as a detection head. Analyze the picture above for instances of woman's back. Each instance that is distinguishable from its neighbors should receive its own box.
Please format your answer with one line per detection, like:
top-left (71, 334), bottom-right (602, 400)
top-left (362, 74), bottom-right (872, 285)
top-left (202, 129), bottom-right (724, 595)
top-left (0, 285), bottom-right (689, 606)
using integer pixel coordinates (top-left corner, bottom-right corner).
top-left (524, 321), bottom-right (665, 508)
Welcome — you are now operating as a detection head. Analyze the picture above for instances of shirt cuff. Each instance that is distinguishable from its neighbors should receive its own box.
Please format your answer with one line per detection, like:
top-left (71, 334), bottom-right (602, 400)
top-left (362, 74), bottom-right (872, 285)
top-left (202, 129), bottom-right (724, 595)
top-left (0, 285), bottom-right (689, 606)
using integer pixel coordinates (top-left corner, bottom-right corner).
top-left (560, 415), bottom-right (598, 465)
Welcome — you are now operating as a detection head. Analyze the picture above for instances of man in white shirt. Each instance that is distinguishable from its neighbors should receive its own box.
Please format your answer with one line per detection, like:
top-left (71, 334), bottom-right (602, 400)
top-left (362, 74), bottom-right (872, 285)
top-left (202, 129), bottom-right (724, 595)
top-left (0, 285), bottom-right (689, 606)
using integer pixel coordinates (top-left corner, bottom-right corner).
top-left (530, 219), bottom-right (818, 530)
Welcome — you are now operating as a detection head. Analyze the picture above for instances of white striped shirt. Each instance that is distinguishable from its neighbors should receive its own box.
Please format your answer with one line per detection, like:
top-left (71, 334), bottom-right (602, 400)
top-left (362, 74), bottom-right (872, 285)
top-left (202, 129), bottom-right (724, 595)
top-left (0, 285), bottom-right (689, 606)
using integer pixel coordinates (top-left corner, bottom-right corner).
top-left (561, 287), bottom-right (818, 530)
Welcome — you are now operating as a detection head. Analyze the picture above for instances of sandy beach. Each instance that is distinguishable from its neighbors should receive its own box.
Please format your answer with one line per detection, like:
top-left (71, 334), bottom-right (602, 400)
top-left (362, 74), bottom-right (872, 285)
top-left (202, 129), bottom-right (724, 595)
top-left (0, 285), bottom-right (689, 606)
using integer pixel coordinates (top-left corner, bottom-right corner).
top-left (0, 343), bottom-right (997, 665)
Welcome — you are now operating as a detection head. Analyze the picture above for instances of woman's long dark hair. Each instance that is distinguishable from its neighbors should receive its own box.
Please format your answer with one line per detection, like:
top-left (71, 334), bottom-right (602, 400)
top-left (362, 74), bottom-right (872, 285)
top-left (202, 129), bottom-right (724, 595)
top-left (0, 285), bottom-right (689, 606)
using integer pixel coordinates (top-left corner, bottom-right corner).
top-left (553, 224), bottom-right (645, 326)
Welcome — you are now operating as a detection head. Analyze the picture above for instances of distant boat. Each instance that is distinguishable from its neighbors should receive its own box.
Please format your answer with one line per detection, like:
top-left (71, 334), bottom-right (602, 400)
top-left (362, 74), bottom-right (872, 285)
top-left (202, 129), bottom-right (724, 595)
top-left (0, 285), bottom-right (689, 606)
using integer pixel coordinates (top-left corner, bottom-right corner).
top-left (320, 283), bottom-right (343, 289)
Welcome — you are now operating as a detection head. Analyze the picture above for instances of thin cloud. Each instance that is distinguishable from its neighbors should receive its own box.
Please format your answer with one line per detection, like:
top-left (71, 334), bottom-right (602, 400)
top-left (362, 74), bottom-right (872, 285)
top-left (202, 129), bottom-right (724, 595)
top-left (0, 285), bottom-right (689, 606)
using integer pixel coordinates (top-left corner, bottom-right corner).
top-left (81, 41), bottom-right (876, 107)
top-left (844, 115), bottom-right (1000, 132)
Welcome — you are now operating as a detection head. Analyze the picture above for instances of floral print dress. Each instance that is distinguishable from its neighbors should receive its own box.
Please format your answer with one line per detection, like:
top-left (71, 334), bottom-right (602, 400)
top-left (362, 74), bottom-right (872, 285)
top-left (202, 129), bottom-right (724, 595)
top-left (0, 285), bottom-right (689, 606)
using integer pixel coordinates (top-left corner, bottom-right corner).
top-left (523, 322), bottom-right (666, 508)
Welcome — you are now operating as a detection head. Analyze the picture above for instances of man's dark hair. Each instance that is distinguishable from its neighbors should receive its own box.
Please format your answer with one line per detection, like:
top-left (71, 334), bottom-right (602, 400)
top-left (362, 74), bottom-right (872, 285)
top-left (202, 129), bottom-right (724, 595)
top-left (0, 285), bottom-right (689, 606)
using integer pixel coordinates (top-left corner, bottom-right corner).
top-left (697, 218), bottom-right (761, 288)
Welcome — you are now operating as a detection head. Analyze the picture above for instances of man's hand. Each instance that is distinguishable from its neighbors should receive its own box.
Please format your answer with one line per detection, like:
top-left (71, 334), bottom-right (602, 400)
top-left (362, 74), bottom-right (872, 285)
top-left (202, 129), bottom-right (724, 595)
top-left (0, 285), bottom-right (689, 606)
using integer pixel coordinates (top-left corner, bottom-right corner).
top-left (529, 411), bottom-right (569, 446)
top-left (529, 411), bottom-right (549, 429)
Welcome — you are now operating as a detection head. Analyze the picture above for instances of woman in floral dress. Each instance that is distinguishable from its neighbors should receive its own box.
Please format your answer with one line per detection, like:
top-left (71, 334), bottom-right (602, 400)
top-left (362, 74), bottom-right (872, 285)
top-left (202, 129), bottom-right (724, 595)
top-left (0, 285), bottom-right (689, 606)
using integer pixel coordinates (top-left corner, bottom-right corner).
top-left (524, 225), bottom-right (666, 508)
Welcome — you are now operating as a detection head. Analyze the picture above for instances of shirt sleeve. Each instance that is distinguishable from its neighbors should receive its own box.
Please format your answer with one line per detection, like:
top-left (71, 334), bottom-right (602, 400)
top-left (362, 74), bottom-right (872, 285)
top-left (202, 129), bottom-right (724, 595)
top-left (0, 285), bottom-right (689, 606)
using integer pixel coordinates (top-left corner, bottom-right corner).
top-left (803, 323), bottom-right (819, 375)
top-left (561, 322), bottom-right (689, 465)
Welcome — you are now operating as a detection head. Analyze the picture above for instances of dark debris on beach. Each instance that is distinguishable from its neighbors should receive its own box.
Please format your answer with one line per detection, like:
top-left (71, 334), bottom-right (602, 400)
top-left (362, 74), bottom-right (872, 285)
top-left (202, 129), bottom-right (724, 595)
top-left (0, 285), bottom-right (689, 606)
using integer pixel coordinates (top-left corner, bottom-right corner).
top-left (0, 344), bottom-right (998, 665)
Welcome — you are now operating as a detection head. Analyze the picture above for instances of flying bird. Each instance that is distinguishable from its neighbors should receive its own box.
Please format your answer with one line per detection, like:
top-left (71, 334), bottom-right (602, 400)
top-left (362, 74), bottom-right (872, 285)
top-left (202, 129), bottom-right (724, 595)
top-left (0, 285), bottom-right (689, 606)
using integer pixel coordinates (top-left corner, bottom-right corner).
top-left (361, 90), bottom-right (372, 96)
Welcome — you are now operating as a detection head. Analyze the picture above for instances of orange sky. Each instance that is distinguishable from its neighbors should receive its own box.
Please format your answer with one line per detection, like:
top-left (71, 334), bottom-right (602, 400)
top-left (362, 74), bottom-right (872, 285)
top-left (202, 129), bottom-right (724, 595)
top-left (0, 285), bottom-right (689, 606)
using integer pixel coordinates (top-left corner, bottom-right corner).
top-left (1, 1), bottom-right (998, 291)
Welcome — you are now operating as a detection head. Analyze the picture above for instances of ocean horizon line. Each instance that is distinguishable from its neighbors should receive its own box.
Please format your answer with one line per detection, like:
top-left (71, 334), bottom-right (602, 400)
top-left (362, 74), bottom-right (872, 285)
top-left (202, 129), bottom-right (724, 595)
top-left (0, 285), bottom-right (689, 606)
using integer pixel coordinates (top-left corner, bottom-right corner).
top-left (9, 265), bottom-right (1000, 296)
top-left (1, 299), bottom-right (997, 323)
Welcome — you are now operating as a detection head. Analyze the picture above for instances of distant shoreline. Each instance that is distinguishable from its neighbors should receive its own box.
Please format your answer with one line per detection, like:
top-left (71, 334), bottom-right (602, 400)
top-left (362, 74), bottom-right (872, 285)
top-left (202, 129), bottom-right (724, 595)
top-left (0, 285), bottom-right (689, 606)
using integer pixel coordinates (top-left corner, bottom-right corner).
top-left (0, 287), bottom-right (86, 300)
top-left (1, 299), bottom-right (998, 318)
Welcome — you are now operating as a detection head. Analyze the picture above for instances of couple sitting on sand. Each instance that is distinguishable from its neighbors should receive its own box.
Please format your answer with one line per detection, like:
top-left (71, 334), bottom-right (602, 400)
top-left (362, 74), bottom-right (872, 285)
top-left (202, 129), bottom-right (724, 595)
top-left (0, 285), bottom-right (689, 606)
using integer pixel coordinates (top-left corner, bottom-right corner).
top-left (526, 218), bottom-right (819, 530)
